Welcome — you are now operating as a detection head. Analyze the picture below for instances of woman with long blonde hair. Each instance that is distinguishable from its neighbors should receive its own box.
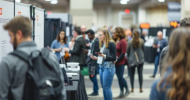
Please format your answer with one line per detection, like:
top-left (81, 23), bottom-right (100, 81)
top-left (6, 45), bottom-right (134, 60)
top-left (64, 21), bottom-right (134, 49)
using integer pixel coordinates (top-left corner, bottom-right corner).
top-left (150, 27), bottom-right (190, 100)
top-left (90, 28), bottom-right (116, 100)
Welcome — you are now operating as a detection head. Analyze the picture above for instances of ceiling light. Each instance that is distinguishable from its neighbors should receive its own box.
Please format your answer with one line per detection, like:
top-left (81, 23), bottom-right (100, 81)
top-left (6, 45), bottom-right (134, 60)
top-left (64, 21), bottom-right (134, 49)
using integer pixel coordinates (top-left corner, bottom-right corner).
top-left (120, 0), bottom-right (128, 4)
top-left (16, 0), bottom-right (21, 2)
top-left (158, 0), bottom-right (165, 2)
top-left (120, 0), bottom-right (129, 1)
top-left (45, 0), bottom-right (51, 1)
top-left (51, 0), bottom-right (58, 4)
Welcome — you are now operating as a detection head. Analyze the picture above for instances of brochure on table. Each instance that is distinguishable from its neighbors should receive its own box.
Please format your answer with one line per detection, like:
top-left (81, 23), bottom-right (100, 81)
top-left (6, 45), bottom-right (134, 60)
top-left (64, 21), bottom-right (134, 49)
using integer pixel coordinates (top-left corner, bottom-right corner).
top-left (0, 1), bottom-right (14, 62)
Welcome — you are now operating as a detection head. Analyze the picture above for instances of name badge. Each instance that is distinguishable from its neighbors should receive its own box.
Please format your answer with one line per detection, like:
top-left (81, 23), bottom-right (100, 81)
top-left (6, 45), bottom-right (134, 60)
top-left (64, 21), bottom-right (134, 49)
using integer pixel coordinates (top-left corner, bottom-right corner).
top-left (97, 56), bottom-right (103, 64)
top-left (88, 50), bottom-right (91, 56)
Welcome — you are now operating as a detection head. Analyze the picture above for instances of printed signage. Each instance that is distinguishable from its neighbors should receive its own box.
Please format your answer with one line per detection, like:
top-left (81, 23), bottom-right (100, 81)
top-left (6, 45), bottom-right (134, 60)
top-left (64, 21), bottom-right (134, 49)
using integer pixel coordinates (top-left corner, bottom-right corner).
top-left (0, 8), bottom-right (2, 15)
top-left (170, 21), bottom-right (180, 28)
top-left (18, 11), bottom-right (21, 15)
top-left (167, 2), bottom-right (181, 22)
top-left (140, 23), bottom-right (150, 29)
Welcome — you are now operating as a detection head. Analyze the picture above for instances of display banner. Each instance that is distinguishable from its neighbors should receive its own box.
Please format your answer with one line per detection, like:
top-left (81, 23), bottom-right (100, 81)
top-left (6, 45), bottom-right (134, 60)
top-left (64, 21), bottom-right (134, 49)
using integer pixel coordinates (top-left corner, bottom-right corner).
top-left (168, 2), bottom-right (181, 22)
top-left (35, 7), bottom-right (44, 49)
top-left (15, 2), bottom-right (31, 18)
top-left (0, 1), bottom-right (14, 62)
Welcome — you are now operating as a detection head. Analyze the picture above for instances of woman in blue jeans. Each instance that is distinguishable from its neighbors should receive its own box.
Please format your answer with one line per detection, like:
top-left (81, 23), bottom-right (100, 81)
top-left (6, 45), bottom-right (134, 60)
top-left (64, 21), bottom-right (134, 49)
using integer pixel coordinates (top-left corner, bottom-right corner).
top-left (113, 27), bottom-right (130, 98)
top-left (91, 28), bottom-right (116, 100)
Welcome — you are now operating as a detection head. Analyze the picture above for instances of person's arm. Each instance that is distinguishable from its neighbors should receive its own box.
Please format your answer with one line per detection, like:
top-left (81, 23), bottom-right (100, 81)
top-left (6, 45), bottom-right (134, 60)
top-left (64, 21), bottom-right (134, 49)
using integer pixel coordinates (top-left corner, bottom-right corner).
top-left (127, 41), bottom-right (131, 56)
top-left (69, 40), bottom-right (81, 55)
top-left (104, 42), bottom-right (116, 61)
top-left (117, 40), bottom-right (127, 62)
top-left (51, 40), bottom-right (61, 52)
top-left (0, 59), bottom-right (12, 99)
top-left (149, 80), bottom-right (161, 100)
top-left (93, 40), bottom-right (100, 57)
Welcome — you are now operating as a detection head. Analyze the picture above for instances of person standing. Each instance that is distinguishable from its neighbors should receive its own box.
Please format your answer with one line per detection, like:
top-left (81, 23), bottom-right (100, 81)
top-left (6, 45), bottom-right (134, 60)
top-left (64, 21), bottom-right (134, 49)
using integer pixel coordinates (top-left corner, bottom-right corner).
top-left (0, 16), bottom-right (66, 100)
top-left (113, 27), bottom-right (130, 98)
top-left (64, 28), bottom-right (86, 69)
top-left (127, 30), bottom-right (144, 93)
top-left (51, 30), bottom-right (69, 63)
top-left (150, 31), bottom-right (167, 78)
top-left (90, 28), bottom-right (116, 100)
top-left (150, 27), bottom-right (190, 100)
top-left (85, 29), bottom-right (99, 96)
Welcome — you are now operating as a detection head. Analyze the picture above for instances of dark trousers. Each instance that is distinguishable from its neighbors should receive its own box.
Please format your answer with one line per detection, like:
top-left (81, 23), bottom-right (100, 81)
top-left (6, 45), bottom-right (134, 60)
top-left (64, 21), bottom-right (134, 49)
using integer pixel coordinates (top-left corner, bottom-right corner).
top-left (130, 63), bottom-right (144, 89)
top-left (116, 65), bottom-right (129, 92)
top-left (89, 65), bottom-right (99, 93)
top-left (153, 53), bottom-right (161, 76)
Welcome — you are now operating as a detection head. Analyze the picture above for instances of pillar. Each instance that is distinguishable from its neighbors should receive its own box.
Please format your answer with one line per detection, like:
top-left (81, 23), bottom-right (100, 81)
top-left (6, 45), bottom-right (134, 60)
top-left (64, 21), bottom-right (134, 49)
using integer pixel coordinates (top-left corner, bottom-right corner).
top-left (181, 0), bottom-right (190, 19)
top-left (70, 0), bottom-right (93, 29)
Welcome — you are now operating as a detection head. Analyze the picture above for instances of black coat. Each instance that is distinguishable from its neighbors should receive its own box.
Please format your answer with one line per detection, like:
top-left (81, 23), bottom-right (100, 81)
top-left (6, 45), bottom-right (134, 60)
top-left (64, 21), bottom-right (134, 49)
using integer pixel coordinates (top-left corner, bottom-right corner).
top-left (69, 36), bottom-right (86, 65)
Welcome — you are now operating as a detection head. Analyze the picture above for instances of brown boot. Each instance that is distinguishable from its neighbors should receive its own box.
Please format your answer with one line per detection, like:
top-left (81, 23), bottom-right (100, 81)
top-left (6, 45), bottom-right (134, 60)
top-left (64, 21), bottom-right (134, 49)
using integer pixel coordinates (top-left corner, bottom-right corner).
top-left (131, 88), bottom-right (134, 93)
top-left (140, 88), bottom-right (143, 93)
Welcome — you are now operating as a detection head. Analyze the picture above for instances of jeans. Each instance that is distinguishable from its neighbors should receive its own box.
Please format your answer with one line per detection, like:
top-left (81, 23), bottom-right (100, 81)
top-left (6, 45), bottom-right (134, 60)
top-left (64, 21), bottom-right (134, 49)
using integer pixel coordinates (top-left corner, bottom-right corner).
top-left (153, 53), bottom-right (161, 76)
top-left (116, 65), bottom-right (129, 92)
top-left (99, 63), bottom-right (115, 100)
top-left (130, 63), bottom-right (144, 89)
top-left (89, 65), bottom-right (99, 93)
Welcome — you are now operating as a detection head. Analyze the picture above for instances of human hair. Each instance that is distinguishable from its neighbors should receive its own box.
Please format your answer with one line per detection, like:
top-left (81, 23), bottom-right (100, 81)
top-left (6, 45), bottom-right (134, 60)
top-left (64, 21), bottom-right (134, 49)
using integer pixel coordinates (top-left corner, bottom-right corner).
top-left (132, 30), bottom-right (140, 48)
top-left (180, 17), bottom-right (190, 27)
top-left (56, 30), bottom-right (67, 43)
top-left (158, 27), bottom-right (190, 100)
top-left (3, 16), bottom-right (32, 38)
top-left (114, 27), bottom-right (125, 39)
top-left (99, 28), bottom-right (114, 49)
top-left (74, 27), bottom-right (82, 35)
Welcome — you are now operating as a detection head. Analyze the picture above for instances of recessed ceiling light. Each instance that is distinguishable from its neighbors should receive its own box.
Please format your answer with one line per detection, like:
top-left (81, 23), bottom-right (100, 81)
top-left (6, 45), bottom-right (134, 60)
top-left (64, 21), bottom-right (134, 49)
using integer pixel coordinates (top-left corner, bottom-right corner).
top-left (16, 0), bottom-right (21, 2)
top-left (120, 0), bottom-right (128, 4)
top-left (158, 0), bottom-right (165, 2)
top-left (45, 0), bottom-right (51, 1)
top-left (51, 0), bottom-right (58, 4)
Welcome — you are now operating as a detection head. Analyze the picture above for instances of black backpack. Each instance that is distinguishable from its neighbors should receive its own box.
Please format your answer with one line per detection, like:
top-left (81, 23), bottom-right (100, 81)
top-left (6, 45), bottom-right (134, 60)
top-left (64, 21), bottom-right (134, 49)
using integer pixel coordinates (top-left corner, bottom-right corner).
top-left (10, 49), bottom-right (63, 100)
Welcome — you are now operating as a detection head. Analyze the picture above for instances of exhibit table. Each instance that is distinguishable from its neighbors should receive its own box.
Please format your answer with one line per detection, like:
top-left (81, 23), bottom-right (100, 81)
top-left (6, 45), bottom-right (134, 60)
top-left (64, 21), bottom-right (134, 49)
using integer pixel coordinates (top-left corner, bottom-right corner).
top-left (144, 46), bottom-right (157, 63)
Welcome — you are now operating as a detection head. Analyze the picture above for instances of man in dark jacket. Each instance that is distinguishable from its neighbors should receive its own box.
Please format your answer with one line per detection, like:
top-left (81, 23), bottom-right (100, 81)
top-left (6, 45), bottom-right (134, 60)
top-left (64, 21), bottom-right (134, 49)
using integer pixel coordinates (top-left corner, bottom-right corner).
top-left (85, 29), bottom-right (99, 96)
top-left (0, 16), bottom-right (66, 100)
top-left (150, 31), bottom-right (168, 78)
top-left (64, 28), bottom-right (86, 69)
top-left (159, 17), bottom-right (190, 77)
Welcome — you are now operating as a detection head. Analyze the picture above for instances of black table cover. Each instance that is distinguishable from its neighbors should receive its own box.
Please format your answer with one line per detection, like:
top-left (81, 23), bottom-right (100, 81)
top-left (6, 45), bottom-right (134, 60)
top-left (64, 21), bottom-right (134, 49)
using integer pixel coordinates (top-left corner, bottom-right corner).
top-left (144, 46), bottom-right (157, 63)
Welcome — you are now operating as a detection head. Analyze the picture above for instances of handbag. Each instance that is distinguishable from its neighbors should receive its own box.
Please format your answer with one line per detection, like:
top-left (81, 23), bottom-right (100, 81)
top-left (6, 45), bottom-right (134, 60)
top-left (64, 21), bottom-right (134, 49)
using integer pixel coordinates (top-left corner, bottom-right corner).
top-left (128, 52), bottom-right (139, 68)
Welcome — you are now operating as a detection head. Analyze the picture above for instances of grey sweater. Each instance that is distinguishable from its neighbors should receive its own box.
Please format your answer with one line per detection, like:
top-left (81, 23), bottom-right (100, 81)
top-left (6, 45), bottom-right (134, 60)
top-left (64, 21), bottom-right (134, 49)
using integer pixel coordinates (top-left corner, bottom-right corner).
top-left (0, 42), bottom-right (66, 100)
top-left (127, 39), bottom-right (144, 64)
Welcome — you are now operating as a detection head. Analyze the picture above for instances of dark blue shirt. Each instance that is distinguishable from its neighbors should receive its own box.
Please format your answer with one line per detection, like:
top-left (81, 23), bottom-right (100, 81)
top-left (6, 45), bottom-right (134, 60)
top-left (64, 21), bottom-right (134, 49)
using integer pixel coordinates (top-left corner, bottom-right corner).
top-left (51, 40), bottom-right (69, 60)
top-left (150, 67), bottom-right (172, 100)
top-left (156, 39), bottom-right (168, 53)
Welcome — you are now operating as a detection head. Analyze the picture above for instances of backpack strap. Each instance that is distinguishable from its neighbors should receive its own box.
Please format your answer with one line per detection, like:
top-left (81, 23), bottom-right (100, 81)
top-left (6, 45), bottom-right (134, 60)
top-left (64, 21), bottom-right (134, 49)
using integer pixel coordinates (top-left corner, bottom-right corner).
top-left (10, 50), bottom-right (29, 62)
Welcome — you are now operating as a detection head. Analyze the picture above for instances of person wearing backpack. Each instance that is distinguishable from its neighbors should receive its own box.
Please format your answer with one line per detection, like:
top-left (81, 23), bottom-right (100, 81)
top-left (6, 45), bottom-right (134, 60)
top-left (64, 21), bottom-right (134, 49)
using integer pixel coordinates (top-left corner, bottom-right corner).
top-left (0, 16), bottom-right (66, 100)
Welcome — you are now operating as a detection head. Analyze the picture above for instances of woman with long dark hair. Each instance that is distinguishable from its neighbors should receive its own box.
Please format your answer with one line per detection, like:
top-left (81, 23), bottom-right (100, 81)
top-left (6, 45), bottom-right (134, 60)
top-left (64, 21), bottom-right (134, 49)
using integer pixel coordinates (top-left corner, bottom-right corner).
top-left (127, 30), bottom-right (144, 93)
top-left (150, 27), bottom-right (190, 100)
top-left (113, 27), bottom-right (130, 98)
top-left (51, 30), bottom-right (69, 62)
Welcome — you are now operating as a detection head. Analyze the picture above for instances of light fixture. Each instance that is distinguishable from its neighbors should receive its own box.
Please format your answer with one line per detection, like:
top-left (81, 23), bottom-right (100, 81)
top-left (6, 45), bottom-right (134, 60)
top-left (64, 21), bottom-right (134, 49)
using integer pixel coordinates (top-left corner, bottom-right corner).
top-left (45, 0), bottom-right (51, 1)
top-left (51, 0), bottom-right (58, 4)
top-left (16, 0), bottom-right (21, 2)
top-left (120, 0), bottom-right (128, 4)
top-left (158, 0), bottom-right (165, 2)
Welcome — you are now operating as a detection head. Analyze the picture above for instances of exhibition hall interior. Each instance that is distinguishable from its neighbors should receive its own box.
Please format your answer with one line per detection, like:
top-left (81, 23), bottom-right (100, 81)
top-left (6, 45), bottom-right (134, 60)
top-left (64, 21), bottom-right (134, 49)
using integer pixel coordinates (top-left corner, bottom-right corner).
top-left (0, 0), bottom-right (190, 100)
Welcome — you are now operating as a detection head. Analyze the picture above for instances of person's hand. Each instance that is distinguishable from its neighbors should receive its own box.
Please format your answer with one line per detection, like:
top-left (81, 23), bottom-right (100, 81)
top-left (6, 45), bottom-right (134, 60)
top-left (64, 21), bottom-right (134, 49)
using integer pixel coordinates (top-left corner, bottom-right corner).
top-left (86, 43), bottom-right (90, 47)
top-left (98, 53), bottom-right (105, 58)
top-left (84, 49), bottom-right (88, 53)
top-left (153, 44), bottom-right (157, 48)
top-left (90, 55), bottom-right (97, 60)
top-left (64, 48), bottom-right (69, 52)
top-left (114, 61), bottom-right (117, 64)
top-left (157, 45), bottom-right (160, 48)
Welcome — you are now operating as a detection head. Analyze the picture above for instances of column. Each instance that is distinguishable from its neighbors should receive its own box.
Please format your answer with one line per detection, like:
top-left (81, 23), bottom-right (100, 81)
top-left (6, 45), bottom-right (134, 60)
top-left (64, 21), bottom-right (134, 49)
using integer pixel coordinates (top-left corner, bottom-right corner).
top-left (137, 5), bottom-right (147, 25)
top-left (70, 0), bottom-right (93, 29)
top-left (106, 6), bottom-right (112, 27)
top-left (181, 0), bottom-right (190, 19)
